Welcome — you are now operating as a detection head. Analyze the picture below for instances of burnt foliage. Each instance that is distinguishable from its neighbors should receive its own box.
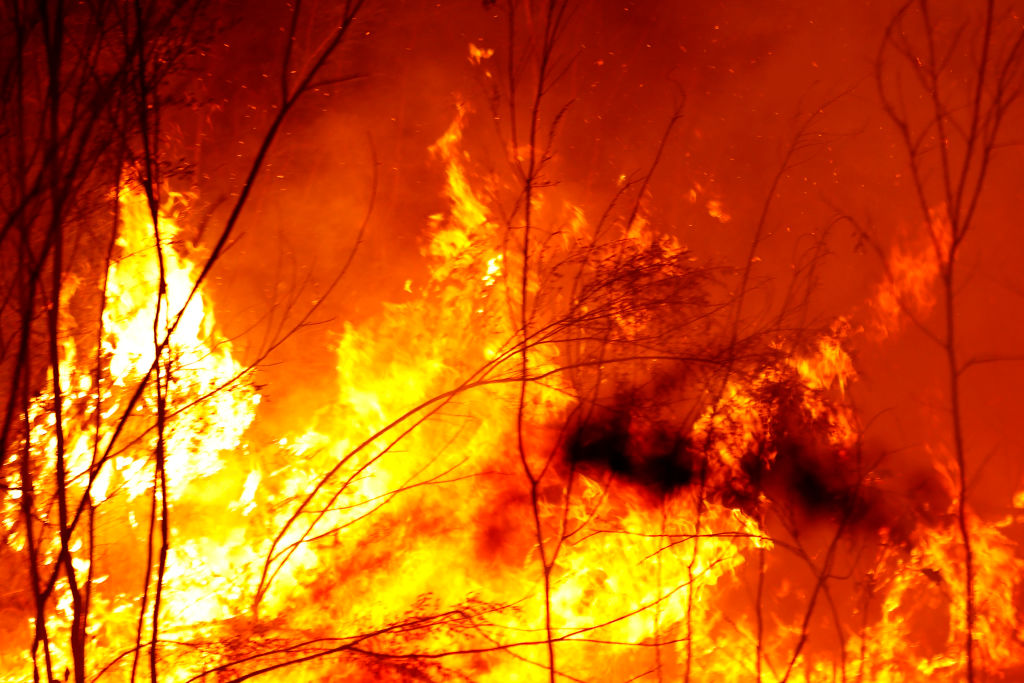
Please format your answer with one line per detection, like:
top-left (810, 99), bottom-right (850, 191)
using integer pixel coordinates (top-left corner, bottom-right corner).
top-left (566, 408), bottom-right (695, 497)
top-left (563, 373), bottom-right (891, 531)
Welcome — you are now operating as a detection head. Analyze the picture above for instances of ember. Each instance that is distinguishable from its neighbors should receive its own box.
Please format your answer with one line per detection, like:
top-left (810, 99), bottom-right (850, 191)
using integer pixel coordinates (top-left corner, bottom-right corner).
top-left (3, 1), bottom-right (1024, 681)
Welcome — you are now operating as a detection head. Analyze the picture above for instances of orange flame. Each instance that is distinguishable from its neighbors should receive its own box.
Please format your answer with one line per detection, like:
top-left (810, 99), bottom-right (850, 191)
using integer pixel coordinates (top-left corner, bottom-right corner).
top-left (6, 108), bottom-right (1024, 682)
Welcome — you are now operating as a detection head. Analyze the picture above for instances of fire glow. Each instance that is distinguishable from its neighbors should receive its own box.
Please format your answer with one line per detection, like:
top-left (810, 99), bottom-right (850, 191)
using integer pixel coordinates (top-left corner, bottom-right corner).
top-left (3, 1), bottom-right (1024, 681)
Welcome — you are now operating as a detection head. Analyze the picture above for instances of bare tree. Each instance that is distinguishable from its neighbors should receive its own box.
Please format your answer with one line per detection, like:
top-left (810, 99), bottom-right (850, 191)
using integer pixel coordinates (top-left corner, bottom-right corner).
top-left (875, 1), bottom-right (1024, 680)
top-left (0, 0), bottom-right (369, 679)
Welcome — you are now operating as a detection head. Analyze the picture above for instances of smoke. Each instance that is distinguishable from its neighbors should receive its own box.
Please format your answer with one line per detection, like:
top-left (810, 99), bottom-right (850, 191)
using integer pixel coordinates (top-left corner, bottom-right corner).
top-left (73, 0), bottom-right (1024, 676)
top-left (177, 0), bottom-right (1024, 607)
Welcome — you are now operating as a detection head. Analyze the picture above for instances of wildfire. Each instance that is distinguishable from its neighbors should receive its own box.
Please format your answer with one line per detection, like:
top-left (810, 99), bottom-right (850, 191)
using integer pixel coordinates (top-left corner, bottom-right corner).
top-left (5, 47), bottom-right (1024, 683)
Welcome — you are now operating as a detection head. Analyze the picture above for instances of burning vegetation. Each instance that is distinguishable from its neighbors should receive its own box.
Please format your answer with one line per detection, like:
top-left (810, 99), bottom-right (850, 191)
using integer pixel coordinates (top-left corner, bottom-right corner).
top-left (2, 0), bottom-right (1024, 681)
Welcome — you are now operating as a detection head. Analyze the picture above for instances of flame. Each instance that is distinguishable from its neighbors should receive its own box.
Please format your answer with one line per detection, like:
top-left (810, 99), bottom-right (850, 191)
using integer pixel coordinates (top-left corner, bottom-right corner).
top-left (872, 208), bottom-right (951, 339)
top-left (6, 106), bottom-right (1024, 682)
top-left (469, 43), bottom-right (495, 65)
top-left (706, 198), bottom-right (731, 223)
top-left (1, 187), bottom-right (258, 679)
